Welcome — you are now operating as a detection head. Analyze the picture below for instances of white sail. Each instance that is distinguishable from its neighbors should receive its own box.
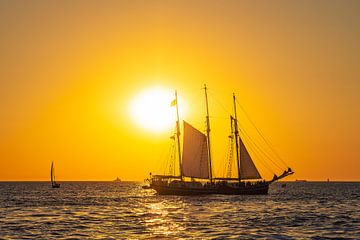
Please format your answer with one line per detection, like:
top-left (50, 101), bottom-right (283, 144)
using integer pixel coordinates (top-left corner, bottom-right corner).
top-left (240, 139), bottom-right (262, 179)
top-left (51, 161), bottom-right (54, 183)
top-left (182, 121), bottom-right (209, 179)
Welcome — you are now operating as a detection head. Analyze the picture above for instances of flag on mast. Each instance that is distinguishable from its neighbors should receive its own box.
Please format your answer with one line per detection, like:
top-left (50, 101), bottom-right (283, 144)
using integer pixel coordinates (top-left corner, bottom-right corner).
top-left (170, 99), bottom-right (177, 106)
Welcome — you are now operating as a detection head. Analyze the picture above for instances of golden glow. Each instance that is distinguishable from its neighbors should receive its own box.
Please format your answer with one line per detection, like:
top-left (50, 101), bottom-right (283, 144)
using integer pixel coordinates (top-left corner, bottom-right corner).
top-left (144, 202), bottom-right (185, 236)
top-left (1, 1), bottom-right (359, 181)
top-left (129, 87), bottom-right (185, 133)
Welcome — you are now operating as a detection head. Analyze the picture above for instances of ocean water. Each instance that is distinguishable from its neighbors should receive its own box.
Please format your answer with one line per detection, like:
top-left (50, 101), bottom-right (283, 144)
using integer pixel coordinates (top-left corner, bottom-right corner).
top-left (0, 182), bottom-right (359, 239)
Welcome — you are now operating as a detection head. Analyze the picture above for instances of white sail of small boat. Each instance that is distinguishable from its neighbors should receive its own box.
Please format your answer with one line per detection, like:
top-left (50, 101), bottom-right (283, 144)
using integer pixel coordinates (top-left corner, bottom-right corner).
top-left (51, 161), bottom-right (60, 188)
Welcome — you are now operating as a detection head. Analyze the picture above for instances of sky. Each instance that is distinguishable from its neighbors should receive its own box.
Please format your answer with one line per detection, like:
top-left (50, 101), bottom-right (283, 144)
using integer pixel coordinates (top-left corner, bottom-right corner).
top-left (1, 1), bottom-right (359, 181)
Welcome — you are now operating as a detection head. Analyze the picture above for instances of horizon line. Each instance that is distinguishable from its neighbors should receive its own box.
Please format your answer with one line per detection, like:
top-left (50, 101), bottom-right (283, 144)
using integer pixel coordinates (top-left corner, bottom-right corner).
top-left (1, 180), bottom-right (360, 183)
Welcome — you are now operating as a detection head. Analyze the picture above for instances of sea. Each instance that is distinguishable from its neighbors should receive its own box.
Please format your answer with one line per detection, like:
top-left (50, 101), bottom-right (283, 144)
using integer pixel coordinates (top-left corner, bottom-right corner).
top-left (0, 182), bottom-right (359, 239)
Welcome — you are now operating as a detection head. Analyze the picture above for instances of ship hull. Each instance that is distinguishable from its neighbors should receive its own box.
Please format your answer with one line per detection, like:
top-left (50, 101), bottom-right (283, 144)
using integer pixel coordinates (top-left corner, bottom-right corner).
top-left (151, 184), bottom-right (215, 195)
top-left (150, 182), bottom-right (269, 195)
top-left (216, 184), bottom-right (269, 195)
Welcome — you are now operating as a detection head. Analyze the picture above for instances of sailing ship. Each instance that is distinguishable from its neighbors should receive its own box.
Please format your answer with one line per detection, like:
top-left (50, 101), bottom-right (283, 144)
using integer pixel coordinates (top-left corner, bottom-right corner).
top-left (146, 85), bottom-right (294, 195)
top-left (113, 177), bottom-right (122, 182)
top-left (50, 161), bottom-right (60, 188)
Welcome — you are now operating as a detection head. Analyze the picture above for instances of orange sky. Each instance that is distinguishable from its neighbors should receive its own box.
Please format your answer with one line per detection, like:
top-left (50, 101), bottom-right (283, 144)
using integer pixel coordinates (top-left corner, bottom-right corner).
top-left (1, 1), bottom-right (359, 181)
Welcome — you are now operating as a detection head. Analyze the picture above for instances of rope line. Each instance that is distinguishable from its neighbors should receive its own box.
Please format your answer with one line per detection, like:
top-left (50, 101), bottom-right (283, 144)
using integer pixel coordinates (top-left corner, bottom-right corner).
top-left (238, 123), bottom-right (284, 172)
top-left (235, 98), bottom-right (289, 168)
top-left (238, 127), bottom-right (278, 174)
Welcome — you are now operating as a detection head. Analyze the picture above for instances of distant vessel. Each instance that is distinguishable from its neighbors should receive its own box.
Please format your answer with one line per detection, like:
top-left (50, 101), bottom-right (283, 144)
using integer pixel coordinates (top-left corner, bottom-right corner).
top-left (295, 179), bottom-right (307, 182)
top-left (113, 177), bottom-right (121, 182)
top-left (50, 161), bottom-right (60, 188)
top-left (146, 85), bottom-right (294, 195)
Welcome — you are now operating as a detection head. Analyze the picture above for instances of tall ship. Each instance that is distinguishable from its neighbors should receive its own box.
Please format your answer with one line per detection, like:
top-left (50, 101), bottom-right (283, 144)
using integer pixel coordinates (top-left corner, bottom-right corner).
top-left (146, 85), bottom-right (293, 195)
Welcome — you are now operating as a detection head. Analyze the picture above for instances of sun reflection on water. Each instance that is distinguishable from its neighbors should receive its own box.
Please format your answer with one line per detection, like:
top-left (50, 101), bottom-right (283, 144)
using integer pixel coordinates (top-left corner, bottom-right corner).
top-left (143, 201), bottom-right (186, 237)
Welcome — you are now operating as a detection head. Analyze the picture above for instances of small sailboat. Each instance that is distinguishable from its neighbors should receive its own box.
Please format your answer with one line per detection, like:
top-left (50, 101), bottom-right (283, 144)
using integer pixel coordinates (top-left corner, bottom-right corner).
top-left (146, 85), bottom-right (294, 195)
top-left (50, 161), bottom-right (60, 188)
top-left (113, 177), bottom-right (121, 182)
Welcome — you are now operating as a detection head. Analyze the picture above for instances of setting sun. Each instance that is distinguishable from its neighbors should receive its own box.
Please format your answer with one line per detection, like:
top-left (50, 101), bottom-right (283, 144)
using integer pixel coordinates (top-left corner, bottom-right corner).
top-left (129, 87), bottom-right (185, 133)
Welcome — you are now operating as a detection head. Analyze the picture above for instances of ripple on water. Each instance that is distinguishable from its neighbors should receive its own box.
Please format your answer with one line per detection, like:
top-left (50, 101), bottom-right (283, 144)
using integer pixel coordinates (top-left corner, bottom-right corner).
top-left (0, 182), bottom-right (359, 239)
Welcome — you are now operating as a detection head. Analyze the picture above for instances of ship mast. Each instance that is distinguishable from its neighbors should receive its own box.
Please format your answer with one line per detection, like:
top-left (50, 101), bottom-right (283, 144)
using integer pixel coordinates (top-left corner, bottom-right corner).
top-left (233, 93), bottom-right (241, 183)
top-left (204, 85), bottom-right (213, 183)
top-left (175, 90), bottom-right (183, 180)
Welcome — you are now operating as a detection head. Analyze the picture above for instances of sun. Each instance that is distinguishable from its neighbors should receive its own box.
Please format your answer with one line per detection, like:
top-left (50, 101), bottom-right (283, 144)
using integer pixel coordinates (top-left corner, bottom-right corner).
top-left (129, 87), bottom-right (185, 133)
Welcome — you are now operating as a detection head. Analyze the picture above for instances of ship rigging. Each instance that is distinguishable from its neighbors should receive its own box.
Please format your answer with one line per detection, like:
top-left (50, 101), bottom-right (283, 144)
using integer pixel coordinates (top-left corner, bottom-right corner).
top-left (146, 85), bottom-right (293, 195)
